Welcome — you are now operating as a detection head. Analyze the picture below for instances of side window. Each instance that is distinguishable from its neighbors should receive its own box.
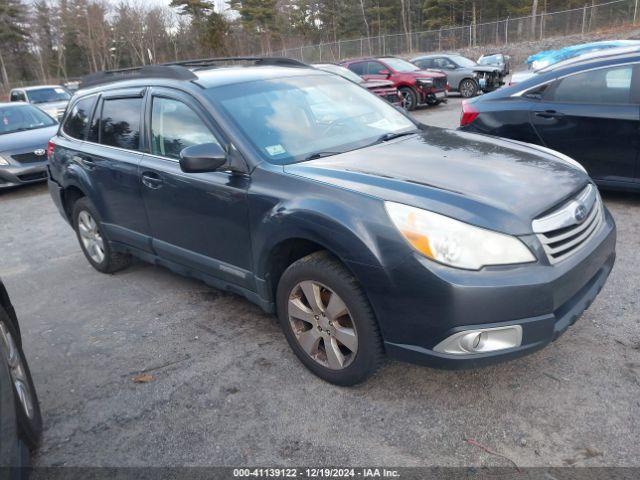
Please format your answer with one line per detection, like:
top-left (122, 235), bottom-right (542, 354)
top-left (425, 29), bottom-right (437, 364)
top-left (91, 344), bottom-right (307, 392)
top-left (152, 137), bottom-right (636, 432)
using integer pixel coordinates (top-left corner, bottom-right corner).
top-left (151, 97), bottom-right (219, 160)
top-left (99, 97), bottom-right (143, 150)
top-left (10, 91), bottom-right (25, 102)
top-left (348, 62), bottom-right (366, 75)
top-left (63, 96), bottom-right (96, 140)
top-left (366, 62), bottom-right (387, 75)
top-left (417, 59), bottom-right (432, 69)
top-left (550, 66), bottom-right (633, 104)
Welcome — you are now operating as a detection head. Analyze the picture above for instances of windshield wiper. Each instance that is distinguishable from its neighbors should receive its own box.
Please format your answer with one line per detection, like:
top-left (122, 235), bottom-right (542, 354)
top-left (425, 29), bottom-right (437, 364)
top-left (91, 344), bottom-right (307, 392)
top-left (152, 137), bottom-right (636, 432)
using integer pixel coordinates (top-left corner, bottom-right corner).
top-left (304, 151), bottom-right (344, 161)
top-left (376, 130), bottom-right (420, 143)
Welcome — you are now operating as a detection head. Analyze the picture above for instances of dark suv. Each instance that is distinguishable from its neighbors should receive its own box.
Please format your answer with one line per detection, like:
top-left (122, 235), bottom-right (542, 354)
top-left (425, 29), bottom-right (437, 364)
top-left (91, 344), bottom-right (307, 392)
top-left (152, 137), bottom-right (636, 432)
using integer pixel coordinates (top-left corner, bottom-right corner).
top-left (48, 58), bottom-right (616, 386)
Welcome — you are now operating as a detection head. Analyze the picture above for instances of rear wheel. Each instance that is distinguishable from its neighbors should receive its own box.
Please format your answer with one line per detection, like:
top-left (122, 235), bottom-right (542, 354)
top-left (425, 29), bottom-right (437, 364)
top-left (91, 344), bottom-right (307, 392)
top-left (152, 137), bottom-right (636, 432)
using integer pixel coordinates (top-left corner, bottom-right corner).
top-left (72, 197), bottom-right (131, 273)
top-left (459, 78), bottom-right (478, 98)
top-left (276, 252), bottom-right (383, 386)
top-left (399, 87), bottom-right (418, 111)
top-left (0, 307), bottom-right (42, 450)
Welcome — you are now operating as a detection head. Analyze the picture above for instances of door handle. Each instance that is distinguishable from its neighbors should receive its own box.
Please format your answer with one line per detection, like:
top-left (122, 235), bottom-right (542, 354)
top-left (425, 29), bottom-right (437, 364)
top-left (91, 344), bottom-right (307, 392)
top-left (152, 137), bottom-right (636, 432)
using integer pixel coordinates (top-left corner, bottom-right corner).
top-left (141, 171), bottom-right (163, 189)
top-left (72, 155), bottom-right (96, 170)
top-left (534, 110), bottom-right (564, 119)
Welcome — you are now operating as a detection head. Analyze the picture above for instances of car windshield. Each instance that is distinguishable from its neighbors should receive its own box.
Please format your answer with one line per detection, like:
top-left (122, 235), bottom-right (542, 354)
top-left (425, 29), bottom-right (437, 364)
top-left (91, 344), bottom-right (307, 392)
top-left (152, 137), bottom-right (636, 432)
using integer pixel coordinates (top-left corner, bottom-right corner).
top-left (381, 58), bottom-right (419, 72)
top-left (26, 87), bottom-right (70, 104)
top-left (451, 56), bottom-right (477, 68)
top-left (205, 74), bottom-right (416, 165)
top-left (0, 104), bottom-right (56, 135)
top-left (315, 64), bottom-right (364, 84)
top-left (478, 55), bottom-right (501, 65)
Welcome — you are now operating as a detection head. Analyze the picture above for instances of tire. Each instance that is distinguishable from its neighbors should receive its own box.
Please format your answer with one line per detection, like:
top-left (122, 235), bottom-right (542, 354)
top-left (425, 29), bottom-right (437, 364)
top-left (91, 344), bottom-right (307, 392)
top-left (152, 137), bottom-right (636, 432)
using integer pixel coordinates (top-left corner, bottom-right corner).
top-left (459, 78), bottom-right (478, 98)
top-left (276, 251), bottom-right (384, 386)
top-left (0, 306), bottom-right (42, 450)
top-left (399, 87), bottom-right (418, 111)
top-left (72, 197), bottom-right (131, 273)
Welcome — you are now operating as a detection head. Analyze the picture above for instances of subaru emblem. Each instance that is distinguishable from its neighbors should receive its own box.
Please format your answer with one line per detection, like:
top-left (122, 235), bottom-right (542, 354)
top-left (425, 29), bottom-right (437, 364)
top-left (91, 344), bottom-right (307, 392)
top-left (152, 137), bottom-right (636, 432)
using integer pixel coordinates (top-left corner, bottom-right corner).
top-left (34, 149), bottom-right (46, 156)
top-left (574, 204), bottom-right (588, 223)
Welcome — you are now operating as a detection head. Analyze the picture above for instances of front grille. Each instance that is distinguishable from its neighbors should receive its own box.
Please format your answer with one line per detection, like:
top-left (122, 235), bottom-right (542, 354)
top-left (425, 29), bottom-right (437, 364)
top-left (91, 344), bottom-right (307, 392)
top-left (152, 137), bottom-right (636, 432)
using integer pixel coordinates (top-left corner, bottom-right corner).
top-left (434, 77), bottom-right (447, 90)
top-left (532, 184), bottom-right (604, 264)
top-left (11, 152), bottom-right (47, 164)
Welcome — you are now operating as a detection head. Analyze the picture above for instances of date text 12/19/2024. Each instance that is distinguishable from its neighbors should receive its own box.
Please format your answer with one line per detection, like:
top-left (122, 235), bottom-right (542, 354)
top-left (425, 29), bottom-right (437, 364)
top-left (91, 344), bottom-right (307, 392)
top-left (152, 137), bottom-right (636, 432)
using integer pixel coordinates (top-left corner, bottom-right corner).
top-left (233, 468), bottom-right (401, 478)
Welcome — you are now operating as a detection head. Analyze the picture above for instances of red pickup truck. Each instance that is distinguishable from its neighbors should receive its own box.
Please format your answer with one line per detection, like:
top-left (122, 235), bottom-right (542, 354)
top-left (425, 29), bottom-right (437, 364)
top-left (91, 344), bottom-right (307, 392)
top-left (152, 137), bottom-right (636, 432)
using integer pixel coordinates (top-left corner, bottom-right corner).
top-left (340, 56), bottom-right (448, 110)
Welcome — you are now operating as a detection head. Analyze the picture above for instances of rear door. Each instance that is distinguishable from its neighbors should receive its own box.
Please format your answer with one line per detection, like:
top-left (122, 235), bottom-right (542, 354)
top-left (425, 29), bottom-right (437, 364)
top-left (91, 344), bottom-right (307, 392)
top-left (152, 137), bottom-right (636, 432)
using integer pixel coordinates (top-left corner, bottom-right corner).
top-left (77, 89), bottom-right (151, 251)
top-left (530, 63), bottom-right (640, 185)
top-left (138, 87), bottom-right (253, 288)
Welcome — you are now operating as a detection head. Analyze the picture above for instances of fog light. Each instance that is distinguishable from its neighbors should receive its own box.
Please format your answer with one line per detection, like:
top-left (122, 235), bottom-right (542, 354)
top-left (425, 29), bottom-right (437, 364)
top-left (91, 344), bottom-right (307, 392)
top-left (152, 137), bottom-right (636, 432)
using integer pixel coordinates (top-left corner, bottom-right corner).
top-left (433, 325), bottom-right (522, 355)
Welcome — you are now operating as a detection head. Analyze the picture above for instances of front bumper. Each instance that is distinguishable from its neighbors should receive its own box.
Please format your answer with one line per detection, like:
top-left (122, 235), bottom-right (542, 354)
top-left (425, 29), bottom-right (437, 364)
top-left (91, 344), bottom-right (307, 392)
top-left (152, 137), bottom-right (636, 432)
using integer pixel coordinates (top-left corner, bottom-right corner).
top-left (0, 162), bottom-right (48, 189)
top-left (354, 208), bottom-right (616, 369)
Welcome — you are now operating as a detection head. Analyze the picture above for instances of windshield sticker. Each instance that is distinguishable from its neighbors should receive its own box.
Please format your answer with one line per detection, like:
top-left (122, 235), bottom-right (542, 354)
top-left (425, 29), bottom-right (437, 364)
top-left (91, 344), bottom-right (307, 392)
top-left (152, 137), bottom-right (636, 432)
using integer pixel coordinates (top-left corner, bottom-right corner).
top-left (265, 144), bottom-right (286, 156)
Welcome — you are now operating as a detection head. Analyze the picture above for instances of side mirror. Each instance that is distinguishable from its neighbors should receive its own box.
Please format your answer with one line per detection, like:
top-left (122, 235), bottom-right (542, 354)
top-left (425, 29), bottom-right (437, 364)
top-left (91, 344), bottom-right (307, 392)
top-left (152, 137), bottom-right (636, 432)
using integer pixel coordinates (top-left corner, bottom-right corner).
top-left (179, 143), bottom-right (227, 173)
top-left (379, 69), bottom-right (391, 77)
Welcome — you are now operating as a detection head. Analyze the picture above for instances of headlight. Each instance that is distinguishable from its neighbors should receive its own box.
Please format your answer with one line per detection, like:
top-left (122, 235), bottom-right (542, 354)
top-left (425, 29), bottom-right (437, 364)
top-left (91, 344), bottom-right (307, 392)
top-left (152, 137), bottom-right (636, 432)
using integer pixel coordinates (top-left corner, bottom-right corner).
top-left (0, 156), bottom-right (9, 165)
top-left (385, 202), bottom-right (535, 270)
top-left (417, 78), bottom-right (433, 87)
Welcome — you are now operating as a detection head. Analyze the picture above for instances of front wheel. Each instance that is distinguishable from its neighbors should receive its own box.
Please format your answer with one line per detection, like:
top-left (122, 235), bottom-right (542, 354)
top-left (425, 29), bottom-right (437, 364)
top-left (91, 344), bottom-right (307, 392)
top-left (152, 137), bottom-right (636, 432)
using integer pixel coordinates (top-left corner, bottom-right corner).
top-left (399, 87), bottom-right (418, 111)
top-left (459, 78), bottom-right (479, 98)
top-left (276, 252), bottom-right (384, 386)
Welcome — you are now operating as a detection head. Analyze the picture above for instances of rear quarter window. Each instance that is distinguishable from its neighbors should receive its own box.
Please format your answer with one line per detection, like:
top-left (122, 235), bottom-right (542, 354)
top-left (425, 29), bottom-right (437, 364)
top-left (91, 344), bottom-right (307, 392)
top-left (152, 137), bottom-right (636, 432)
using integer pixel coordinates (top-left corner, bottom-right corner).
top-left (549, 66), bottom-right (634, 104)
top-left (63, 96), bottom-right (97, 140)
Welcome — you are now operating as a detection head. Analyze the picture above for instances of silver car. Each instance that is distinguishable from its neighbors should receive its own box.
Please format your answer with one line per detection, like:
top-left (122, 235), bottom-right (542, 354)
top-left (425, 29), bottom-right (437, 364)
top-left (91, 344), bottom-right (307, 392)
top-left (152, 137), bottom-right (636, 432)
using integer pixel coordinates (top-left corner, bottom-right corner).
top-left (411, 53), bottom-right (505, 97)
top-left (9, 85), bottom-right (71, 120)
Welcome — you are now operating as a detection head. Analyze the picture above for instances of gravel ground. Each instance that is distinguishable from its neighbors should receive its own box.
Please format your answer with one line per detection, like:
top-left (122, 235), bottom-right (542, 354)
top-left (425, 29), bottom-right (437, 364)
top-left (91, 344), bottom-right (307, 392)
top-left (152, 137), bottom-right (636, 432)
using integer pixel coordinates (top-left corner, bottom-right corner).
top-left (1, 99), bottom-right (639, 468)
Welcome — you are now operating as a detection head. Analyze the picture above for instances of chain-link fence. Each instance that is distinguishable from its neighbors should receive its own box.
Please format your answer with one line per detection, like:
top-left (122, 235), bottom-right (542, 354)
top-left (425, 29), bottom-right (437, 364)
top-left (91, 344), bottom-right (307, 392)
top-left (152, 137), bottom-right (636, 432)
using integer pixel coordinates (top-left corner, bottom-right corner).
top-left (269, 0), bottom-right (638, 63)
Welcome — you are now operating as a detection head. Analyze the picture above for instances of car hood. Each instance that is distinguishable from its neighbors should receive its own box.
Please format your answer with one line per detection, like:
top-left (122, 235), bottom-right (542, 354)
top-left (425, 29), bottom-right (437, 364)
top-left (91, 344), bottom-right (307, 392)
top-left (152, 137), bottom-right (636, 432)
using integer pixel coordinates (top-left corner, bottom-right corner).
top-left (408, 70), bottom-right (447, 79)
top-left (0, 125), bottom-right (58, 154)
top-left (284, 127), bottom-right (589, 235)
top-left (363, 79), bottom-right (395, 89)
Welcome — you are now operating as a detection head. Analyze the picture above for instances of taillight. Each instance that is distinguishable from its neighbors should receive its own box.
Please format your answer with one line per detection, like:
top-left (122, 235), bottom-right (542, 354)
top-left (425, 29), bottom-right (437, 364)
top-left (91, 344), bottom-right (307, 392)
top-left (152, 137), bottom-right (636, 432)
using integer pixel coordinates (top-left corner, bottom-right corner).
top-left (47, 140), bottom-right (55, 160)
top-left (460, 100), bottom-right (479, 127)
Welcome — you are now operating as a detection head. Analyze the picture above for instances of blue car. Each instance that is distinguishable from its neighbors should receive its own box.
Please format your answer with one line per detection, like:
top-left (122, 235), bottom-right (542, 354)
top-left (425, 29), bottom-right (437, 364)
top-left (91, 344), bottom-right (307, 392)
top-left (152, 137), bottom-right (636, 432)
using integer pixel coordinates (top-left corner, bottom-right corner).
top-left (526, 40), bottom-right (640, 70)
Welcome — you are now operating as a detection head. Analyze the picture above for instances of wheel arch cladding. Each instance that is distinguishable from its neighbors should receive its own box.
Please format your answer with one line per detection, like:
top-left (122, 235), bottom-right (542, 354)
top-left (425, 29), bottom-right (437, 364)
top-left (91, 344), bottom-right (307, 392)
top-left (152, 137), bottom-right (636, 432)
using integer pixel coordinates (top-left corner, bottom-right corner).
top-left (61, 185), bottom-right (86, 222)
top-left (253, 200), bottom-right (394, 302)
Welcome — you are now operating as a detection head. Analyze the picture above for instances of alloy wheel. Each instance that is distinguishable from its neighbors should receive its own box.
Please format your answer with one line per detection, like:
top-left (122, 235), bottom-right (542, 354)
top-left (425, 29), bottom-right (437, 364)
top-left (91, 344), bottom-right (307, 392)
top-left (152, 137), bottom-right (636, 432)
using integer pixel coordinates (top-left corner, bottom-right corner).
top-left (287, 281), bottom-right (358, 370)
top-left (401, 90), bottom-right (415, 110)
top-left (0, 321), bottom-right (35, 419)
top-left (78, 210), bottom-right (105, 264)
top-left (460, 80), bottom-right (477, 98)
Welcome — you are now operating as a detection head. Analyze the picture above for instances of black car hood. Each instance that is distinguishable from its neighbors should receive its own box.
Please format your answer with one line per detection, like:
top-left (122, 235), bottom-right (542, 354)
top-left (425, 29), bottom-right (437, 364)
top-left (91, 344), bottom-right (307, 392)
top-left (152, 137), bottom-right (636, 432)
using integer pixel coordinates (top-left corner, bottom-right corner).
top-left (0, 125), bottom-right (58, 153)
top-left (284, 127), bottom-right (589, 235)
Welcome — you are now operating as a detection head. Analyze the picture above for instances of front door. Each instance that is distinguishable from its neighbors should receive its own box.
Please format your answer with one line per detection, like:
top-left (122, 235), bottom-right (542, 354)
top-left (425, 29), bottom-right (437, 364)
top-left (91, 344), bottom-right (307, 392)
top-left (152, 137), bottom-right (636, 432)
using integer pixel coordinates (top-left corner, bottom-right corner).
top-left (138, 88), bottom-right (253, 289)
top-left (530, 64), bottom-right (640, 185)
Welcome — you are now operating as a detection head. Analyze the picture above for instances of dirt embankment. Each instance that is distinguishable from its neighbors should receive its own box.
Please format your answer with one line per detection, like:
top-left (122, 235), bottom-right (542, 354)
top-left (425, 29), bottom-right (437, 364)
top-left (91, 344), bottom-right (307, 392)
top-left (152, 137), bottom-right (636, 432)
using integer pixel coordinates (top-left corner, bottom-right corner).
top-left (407, 24), bottom-right (640, 70)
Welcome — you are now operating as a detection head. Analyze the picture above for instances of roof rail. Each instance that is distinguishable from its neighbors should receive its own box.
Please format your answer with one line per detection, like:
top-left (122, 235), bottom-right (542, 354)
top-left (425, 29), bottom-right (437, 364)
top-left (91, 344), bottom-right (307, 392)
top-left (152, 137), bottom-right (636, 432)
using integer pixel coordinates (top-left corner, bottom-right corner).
top-left (80, 64), bottom-right (196, 89)
top-left (79, 56), bottom-right (308, 90)
top-left (162, 56), bottom-right (308, 69)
